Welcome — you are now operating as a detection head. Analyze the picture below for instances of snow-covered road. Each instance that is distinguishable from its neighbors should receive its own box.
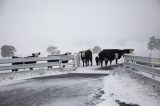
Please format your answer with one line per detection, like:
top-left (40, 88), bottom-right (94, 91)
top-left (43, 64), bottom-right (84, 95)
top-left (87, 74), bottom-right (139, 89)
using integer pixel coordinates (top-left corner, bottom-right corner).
top-left (0, 73), bottom-right (107, 106)
top-left (0, 65), bottom-right (159, 106)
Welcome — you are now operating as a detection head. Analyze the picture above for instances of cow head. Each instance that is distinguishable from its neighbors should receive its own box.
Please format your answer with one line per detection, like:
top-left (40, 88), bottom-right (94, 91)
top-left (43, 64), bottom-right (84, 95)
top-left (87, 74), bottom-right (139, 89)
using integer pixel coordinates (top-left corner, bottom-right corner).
top-left (115, 53), bottom-right (119, 59)
top-left (122, 49), bottom-right (134, 57)
top-left (81, 51), bottom-right (86, 58)
top-left (79, 51), bottom-right (85, 58)
top-left (32, 52), bottom-right (41, 57)
top-left (123, 49), bottom-right (134, 54)
top-left (64, 52), bottom-right (71, 55)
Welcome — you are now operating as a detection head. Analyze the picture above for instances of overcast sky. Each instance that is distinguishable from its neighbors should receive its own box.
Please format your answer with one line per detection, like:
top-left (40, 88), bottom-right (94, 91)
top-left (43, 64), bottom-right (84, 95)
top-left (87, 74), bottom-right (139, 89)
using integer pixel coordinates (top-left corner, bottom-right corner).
top-left (0, 0), bottom-right (160, 56)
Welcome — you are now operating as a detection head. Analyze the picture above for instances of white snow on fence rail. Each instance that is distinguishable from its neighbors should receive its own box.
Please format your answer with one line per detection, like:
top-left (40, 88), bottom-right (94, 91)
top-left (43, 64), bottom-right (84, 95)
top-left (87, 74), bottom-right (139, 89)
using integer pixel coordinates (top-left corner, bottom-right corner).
top-left (0, 54), bottom-right (80, 72)
top-left (124, 54), bottom-right (160, 65)
top-left (124, 54), bottom-right (160, 88)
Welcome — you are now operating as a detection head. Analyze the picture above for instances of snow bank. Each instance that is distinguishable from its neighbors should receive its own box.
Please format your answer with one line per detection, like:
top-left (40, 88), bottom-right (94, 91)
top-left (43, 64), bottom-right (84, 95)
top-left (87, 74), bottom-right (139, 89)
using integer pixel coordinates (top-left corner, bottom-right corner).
top-left (0, 68), bottom-right (73, 86)
top-left (98, 67), bottom-right (160, 106)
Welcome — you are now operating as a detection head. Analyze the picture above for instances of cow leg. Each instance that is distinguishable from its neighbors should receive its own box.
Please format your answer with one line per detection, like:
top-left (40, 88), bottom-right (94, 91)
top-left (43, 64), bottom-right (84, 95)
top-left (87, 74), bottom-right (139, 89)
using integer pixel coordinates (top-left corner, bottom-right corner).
top-left (82, 61), bottom-right (84, 67)
top-left (30, 68), bottom-right (33, 70)
top-left (105, 60), bottom-right (108, 66)
top-left (90, 59), bottom-right (92, 66)
top-left (48, 66), bottom-right (52, 68)
top-left (63, 65), bottom-right (65, 68)
top-left (85, 60), bottom-right (88, 66)
top-left (97, 61), bottom-right (99, 66)
top-left (116, 59), bottom-right (118, 64)
top-left (101, 60), bottom-right (103, 67)
top-left (87, 60), bottom-right (89, 66)
top-left (96, 61), bottom-right (98, 66)
top-left (110, 60), bottom-right (112, 66)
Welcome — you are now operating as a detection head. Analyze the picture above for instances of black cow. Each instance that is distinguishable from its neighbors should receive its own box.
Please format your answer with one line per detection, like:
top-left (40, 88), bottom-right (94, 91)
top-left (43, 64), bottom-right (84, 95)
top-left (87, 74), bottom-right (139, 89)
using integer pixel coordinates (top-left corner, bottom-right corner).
top-left (99, 49), bottom-right (125, 67)
top-left (98, 49), bottom-right (134, 67)
top-left (98, 49), bottom-right (116, 67)
top-left (79, 50), bottom-right (92, 67)
top-left (12, 56), bottom-right (23, 72)
top-left (24, 52), bottom-right (41, 70)
top-left (95, 56), bottom-right (100, 66)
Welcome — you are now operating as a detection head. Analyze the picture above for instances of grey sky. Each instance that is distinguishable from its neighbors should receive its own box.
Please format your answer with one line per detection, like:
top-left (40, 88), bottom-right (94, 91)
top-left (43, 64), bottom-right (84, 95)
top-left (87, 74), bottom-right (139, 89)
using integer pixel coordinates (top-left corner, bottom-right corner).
top-left (0, 0), bottom-right (160, 56)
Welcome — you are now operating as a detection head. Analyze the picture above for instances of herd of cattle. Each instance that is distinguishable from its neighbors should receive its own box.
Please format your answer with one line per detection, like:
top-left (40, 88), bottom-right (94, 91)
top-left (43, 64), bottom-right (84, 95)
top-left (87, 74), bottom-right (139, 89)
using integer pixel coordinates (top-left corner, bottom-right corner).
top-left (79, 49), bottom-right (134, 67)
top-left (11, 49), bottom-right (133, 72)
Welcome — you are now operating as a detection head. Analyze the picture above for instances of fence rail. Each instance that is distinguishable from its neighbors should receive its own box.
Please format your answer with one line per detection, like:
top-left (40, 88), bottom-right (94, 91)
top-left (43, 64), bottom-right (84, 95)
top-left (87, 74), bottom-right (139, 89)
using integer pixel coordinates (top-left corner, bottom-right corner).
top-left (0, 54), bottom-right (80, 72)
top-left (124, 54), bottom-right (160, 88)
top-left (124, 54), bottom-right (160, 65)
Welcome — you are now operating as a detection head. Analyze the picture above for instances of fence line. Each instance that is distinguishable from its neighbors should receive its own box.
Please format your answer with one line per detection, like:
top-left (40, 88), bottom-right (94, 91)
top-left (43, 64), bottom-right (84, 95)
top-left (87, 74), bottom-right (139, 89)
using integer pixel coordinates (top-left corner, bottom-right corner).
top-left (124, 54), bottom-right (160, 88)
top-left (0, 54), bottom-right (80, 72)
top-left (124, 54), bottom-right (160, 65)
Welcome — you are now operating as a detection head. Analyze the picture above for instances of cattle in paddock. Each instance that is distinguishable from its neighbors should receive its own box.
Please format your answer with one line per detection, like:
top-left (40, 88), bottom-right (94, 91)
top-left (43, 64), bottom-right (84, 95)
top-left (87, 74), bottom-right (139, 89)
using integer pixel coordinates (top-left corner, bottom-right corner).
top-left (12, 56), bottom-right (23, 72)
top-left (79, 50), bottom-right (92, 67)
top-left (98, 49), bottom-right (134, 67)
top-left (95, 56), bottom-right (100, 66)
top-left (24, 52), bottom-right (41, 70)
top-left (99, 49), bottom-right (116, 67)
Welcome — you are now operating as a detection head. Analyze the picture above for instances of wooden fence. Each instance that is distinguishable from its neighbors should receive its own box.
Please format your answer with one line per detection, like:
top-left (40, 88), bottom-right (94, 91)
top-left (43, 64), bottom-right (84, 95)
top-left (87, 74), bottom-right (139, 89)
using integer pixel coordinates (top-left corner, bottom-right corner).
top-left (0, 54), bottom-right (80, 72)
top-left (124, 54), bottom-right (160, 88)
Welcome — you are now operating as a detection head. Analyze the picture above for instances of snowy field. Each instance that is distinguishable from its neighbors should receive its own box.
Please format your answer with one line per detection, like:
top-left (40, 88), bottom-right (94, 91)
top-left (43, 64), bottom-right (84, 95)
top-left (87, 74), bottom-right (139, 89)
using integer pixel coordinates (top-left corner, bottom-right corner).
top-left (0, 64), bottom-right (160, 106)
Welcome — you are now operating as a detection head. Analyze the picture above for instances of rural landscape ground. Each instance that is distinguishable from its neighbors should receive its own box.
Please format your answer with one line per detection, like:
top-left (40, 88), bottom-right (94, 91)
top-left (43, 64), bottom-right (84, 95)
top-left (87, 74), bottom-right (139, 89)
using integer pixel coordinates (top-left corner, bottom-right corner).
top-left (0, 63), bottom-right (159, 106)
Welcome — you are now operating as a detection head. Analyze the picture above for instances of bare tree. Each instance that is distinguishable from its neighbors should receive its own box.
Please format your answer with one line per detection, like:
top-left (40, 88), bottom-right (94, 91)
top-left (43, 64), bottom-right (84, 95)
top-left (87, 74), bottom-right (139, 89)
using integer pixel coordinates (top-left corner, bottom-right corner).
top-left (47, 45), bottom-right (60, 55)
top-left (1, 45), bottom-right (16, 58)
top-left (148, 36), bottom-right (160, 51)
top-left (92, 46), bottom-right (102, 54)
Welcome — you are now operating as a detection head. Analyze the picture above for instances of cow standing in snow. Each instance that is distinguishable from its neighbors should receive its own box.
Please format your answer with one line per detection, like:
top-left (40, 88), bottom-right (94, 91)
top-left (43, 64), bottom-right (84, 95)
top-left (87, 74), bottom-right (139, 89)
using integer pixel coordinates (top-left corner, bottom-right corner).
top-left (98, 49), bottom-right (134, 67)
top-left (95, 56), bottom-right (100, 66)
top-left (79, 50), bottom-right (92, 67)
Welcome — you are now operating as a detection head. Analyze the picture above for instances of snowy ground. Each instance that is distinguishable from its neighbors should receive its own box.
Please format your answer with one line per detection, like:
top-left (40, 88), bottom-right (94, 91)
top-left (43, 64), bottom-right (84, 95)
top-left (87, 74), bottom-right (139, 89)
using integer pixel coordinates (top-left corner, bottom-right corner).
top-left (97, 67), bottom-right (160, 106)
top-left (0, 64), bottom-right (160, 106)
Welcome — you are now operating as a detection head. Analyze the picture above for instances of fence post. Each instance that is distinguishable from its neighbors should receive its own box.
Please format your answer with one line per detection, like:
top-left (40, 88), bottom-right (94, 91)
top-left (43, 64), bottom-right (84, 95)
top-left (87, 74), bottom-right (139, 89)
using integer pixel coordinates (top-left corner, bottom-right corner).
top-left (150, 54), bottom-right (155, 78)
top-left (73, 53), bottom-right (80, 70)
top-left (73, 54), bottom-right (77, 70)
top-left (77, 53), bottom-right (81, 67)
top-left (59, 56), bottom-right (63, 71)
top-left (123, 55), bottom-right (126, 70)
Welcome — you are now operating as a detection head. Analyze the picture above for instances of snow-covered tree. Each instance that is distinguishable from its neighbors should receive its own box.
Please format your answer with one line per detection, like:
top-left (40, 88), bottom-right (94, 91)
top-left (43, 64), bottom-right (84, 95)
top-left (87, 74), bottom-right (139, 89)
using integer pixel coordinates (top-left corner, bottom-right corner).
top-left (92, 46), bottom-right (102, 54)
top-left (47, 45), bottom-right (60, 55)
top-left (1, 45), bottom-right (16, 58)
top-left (148, 36), bottom-right (160, 51)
